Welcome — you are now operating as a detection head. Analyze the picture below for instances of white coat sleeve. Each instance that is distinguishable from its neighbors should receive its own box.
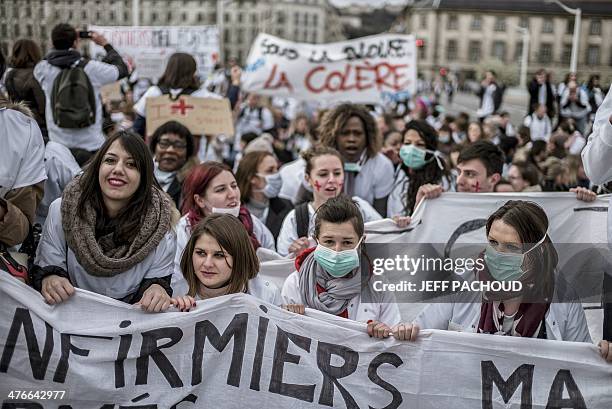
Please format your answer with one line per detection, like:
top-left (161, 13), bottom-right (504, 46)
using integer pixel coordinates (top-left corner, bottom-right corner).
top-left (276, 210), bottom-right (298, 257)
top-left (144, 231), bottom-right (176, 280)
top-left (582, 87), bottom-right (612, 185)
top-left (376, 293), bottom-right (402, 327)
top-left (560, 302), bottom-right (592, 343)
top-left (34, 198), bottom-right (67, 270)
top-left (253, 216), bottom-right (276, 251)
top-left (281, 271), bottom-right (304, 305)
top-left (413, 303), bottom-right (455, 330)
top-left (374, 154), bottom-right (395, 199)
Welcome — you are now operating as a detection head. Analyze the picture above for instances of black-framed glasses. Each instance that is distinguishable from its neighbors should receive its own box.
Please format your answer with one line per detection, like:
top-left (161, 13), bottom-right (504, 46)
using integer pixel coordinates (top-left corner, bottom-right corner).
top-left (158, 139), bottom-right (187, 150)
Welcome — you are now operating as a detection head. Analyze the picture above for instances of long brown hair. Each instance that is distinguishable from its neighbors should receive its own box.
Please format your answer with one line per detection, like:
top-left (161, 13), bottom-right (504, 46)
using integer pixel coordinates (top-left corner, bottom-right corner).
top-left (180, 214), bottom-right (259, 297)
top-left (318, 103), bottom-right (380, 159)
top-left (77, 130), bottom-right (158, 243)
top-left (9, 39), bottom-right (42, 68)
top-left (158, 52), bottom-right (200, 90)
top-left (236, 150), bottom-right (274, 203)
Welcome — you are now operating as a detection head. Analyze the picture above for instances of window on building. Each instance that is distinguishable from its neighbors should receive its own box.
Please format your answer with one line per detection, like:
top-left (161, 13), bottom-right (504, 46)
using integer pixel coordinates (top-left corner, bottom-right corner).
top-left (587, 45), bottom-right (600, 65)
top-left (470, 15), bottom-right (482, 30)
top-left (0, 24), bottom-right (6, 37)
top-left (491, 40), bottom-right (506, 61)
top-left (468, 40), bottom-right (481, 61)
top-left (237, 28), bottom-right (244, 43)
top-left (294, 27), bottom-right (299, 40)
top-left (294, 12), bottom-right (299, 25)
top-left (446, 39), bottom-right (457, 61)
top-left (197, 12), bottom-right (203, 22)
top-left (14, 24), bottom-right (19, 37)
top-left (539, 43), bottom-right (552, 63)
top-left (609, 46), bottom-right (612, 66)
top-left (276, 11), bottom-right (285, 24)
top-left (167, 11), bottom-right (172, 21)
top-left (446, 14), bottom-right (458, 30)
top-left (68, 10), bottom-right (73, 19)
top-left (237, 13), bottom-right (243, 23)
top-left (224, 12), bottom-right (229, 23)
top-left (151, 11), bottom-right (157, 22)
top-left (123, 10), bottom-right (128, 21)
top-left (26, 24), bottom-right (32, 37)
top-left (237, 49), bottom-right (243, 63)
top-left (566, 19), bottom-right (574, 34)
top-left (110, 11), bottom-right (115, 20)
top-left (519, 16), bottom-right (529, 29)
top-left (251, 28), bottom-right (257, 38)
top-left (82, 10), bottom-right (87, 19)
top-left (1, 42), bottom-right (7, 56)
top-left (589, 19), bottom-right (602, 36)
top-left (561, 43), bottom-right (571, 65)
top-left (514, 42), bottom-right (523, 61)
top-left (542, 18), bottom-right (553, 33)
top-left (55, 9), bottom-right (60, 19)
top-left (494, 16), bottom-right (506, 31)
top-left (25, 6), bottom-right (31, 17)
top-left (420, 13), bottom-right (427, 29)
top-left (251, 13), bottom-right (257, 24)
top-left (224, 28), bottom-right (230, 42)
top-left (0, 7), bottom-right (4, 18)
top-left (181, 12), bottom-right (187, 21)
top-left (277, 27), bottom-right (284, 37)
top-left (313, 14), bottom-right (318, 26)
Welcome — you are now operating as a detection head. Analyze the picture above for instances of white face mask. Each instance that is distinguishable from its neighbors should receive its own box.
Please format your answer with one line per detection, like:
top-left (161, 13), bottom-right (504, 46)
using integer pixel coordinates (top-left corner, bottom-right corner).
top-left (256, 172), bottom-right (283, 198)
top-left (211, 204), bottom-right (241, 218)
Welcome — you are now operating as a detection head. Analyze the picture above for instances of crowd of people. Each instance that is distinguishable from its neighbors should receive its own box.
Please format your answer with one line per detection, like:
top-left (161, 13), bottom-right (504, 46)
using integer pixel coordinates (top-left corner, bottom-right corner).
top-left (2, 23), bottom-right (612, 369)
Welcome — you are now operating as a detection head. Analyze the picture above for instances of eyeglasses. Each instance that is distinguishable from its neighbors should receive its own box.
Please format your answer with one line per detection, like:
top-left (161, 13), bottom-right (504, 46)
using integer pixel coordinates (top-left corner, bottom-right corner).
top-left (158, 139), bottom-right (187, 150)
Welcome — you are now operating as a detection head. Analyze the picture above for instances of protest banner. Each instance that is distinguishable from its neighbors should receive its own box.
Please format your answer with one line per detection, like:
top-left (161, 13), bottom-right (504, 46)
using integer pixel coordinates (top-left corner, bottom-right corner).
top-left (100, 81), bottom-right (123, 102)
top-left (0, 274), bottom-right (611, 408)
top-left (145, 95), bottom-right (234, 136)
top-left (241, 33), bottom-right (416, 104)
top-left (88, 26), bottom-right (219, 80)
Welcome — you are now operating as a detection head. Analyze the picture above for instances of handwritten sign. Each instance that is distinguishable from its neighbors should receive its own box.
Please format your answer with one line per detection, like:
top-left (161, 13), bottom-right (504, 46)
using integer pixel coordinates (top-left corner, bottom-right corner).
top-left (145, 95), bottom-right (234, 136)
top-left (242, 33), bottom-right (417, 104)
top-left (88, 25), bottom-right (219, 79)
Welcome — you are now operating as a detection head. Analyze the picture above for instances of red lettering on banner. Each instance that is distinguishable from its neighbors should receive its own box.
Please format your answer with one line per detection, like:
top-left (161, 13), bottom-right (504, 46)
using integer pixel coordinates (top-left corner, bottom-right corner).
top-left (171, 99), bottom-right (194, 116)
top-left (304, 62), bottom-right (410, 94)
top-left (264, 64), bottom-right (294, 92)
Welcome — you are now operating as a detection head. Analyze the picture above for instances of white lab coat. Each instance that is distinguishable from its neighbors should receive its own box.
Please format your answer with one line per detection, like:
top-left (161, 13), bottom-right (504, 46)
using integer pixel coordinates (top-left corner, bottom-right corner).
top-left (173, 214), bottom-right (276, 294)
top-left (282, 270), bottom-right (401, 326)
top-left (582, 87), bottom-right (612, 244)
top-left (413, 274), bottom-right (592, 342)
top-left (387, 169), bottom-right (455, 218)
top-left (275, 197), bottom-right (382, 257)
top-left (35, 199), bottom-right (176, 300)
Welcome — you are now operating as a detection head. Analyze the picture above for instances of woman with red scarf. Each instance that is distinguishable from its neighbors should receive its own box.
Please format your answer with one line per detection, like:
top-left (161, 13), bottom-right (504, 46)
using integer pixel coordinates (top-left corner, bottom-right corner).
top-left (396, 200), bottom-right (612, 361)
top-left (172, 161), bottom-right (275, 295)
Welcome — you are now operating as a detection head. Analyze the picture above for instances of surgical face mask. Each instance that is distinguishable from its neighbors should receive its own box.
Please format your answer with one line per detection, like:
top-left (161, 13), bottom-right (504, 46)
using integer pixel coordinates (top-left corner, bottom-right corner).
top-left (438, 133), bottom-right (451, 144)
top-left (257, 172), bottom-right (283, 198)
top-left (211, 204), bottom-right (241, 218)
top-left (399, 144), bottom-right (433, 170)
top-left (344, 162), bottom-right (361, 173)
top-left (313, 237), bottom-right (363, 278)
top-left (484, 233), bottom-right (548, 281)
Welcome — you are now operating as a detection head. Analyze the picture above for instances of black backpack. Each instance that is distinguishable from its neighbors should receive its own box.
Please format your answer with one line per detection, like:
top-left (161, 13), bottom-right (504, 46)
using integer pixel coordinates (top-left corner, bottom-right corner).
top-left (295, 202), bottom-right (310, 239)
top-left (51, 59), bottom-right (96, 128)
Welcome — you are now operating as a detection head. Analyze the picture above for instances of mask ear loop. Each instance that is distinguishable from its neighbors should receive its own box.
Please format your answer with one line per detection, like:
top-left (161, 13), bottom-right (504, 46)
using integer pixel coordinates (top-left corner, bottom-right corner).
top-left (426, 149), bottom-right (445, 171)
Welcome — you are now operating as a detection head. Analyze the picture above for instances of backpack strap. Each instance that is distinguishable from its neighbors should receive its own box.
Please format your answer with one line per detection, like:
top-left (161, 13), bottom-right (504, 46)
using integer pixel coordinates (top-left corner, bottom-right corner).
top-left (295, 202), bottom-right (310, 239)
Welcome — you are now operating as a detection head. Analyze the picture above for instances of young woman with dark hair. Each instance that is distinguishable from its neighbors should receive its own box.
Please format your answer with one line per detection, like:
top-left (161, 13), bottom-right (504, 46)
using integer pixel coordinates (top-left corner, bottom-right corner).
top-left (398, 200), bottom-right (594, 344)
top-left (171, 214), bottom-right (281, 311)
top-left (173, 161), bottom-right (275, 294)
top-left (33, 130), bottom-right (178, 312)
top-left (149, 120), bottom-right (199, 208)
top-left (388, 120), bottom-right (453, 217)
top-left (281, 196), bottom-right (400, 339)
top-left (235, 150), bottom-right (293, 242)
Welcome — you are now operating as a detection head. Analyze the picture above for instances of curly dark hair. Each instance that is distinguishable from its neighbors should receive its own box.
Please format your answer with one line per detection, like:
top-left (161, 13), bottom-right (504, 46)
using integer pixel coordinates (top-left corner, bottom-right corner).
top-left (317, 103), bottom-right (380, 159)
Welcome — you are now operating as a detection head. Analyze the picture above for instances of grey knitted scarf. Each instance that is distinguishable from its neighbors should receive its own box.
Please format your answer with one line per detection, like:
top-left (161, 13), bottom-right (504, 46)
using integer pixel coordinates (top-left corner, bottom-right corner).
top-left (61, 178), bottom-right (172, 277)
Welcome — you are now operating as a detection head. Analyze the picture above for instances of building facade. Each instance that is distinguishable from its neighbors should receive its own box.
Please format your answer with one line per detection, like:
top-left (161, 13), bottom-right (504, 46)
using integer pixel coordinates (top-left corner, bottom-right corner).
top-left (392, 0), bottom-right (612, 85)
top-left (0, 0), bottom-right (345, 64)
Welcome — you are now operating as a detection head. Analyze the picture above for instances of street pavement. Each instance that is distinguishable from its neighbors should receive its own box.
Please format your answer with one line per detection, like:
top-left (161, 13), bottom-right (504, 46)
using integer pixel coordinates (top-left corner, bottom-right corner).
top-left (441, 89), bottom-right (530, 127)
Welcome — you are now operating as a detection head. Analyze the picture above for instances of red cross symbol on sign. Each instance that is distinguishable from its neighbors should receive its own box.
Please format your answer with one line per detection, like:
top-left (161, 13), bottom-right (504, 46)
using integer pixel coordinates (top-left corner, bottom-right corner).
top-left (170, 99), bottom-right (194, 116)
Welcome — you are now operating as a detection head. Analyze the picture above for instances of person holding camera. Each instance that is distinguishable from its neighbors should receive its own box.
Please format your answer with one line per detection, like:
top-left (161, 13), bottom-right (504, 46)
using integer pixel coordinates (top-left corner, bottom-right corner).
top-left (34, 24), bottom-right (128, 166)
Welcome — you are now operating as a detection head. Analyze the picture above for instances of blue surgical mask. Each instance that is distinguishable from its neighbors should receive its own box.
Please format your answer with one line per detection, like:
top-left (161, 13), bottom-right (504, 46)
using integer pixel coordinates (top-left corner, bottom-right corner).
top-left (484, 233), bottom-right (548, 281)
top-left (399, 144), bottom-right (433, 169)
top-left (344, 162), bottom-right (361, 173)
top-left (313, 237), bottom-right (364, 278)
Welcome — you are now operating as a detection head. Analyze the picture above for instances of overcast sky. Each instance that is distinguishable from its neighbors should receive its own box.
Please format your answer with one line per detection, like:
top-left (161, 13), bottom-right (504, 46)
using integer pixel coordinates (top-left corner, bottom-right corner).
top-left (330, 0), bottom-right (409, 7)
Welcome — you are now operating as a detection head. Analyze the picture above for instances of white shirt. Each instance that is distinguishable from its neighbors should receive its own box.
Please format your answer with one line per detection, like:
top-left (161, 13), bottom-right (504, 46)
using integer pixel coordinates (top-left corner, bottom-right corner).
top-left (173, 214), bottom-right (276, 294)
top-left (34, 58), bottom-right (120, 151)
top-left (387, 168), bottom-right (454, 218)
top-left (193, 275), bottom-right (282, 306)
top-left (351, 152), bottom-right (395, 205)
top-left (234, 105), bottom-right (275, 138)
top-left (275, 197), bottom-right (382, 257)
top-left (413, 275), bottom-right (591, 342)
top-left (523, 114), bottom-right (552, 142)
top-left (35, 199), bottom-right (176, 299)
top-left (0, 108), bottom-right (47, 199)
top-left (35, 141), bottom-right (81, 225)
top-left (133, 85), bottom-right (221, 117)
top-left (281, 271), bottom-right (401, 325)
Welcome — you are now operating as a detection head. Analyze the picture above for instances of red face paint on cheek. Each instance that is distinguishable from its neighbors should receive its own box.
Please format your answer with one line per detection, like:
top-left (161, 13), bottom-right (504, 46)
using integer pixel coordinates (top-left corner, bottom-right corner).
top-left (474, 181), bottom-right (481, 193)
top-left (314, 180), bottom-right (322, 191)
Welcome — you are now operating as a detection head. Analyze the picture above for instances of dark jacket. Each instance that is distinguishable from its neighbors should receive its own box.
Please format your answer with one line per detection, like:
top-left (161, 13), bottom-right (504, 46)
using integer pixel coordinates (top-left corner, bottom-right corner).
top-left (265, 197), bottom-right (293, 243)
top-left (476, 81), bottom-right (505, 114)
top-left (167, 177), bottom-right (182, 209)
top-left (5, 67), bottom-right (48, 138)
top-left (528, 79), bottom-right (555, 117)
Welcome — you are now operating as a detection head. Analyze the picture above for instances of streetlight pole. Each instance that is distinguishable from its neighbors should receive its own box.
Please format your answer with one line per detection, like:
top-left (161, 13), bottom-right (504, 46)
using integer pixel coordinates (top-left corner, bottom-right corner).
top-left (516, 27), bottom-right (529, 90)
top-left (545, 0), bottom-right (581, 73)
